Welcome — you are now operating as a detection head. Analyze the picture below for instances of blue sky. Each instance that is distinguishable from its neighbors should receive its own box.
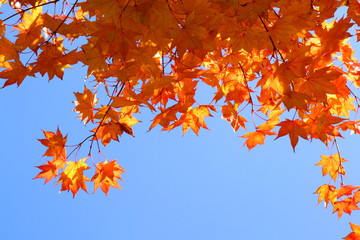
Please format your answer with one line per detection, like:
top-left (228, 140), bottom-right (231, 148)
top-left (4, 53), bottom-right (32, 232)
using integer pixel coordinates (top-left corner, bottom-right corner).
top-left (2, 66), bottom-right (360, 240)
top-left (1, 3), bottom-right (360, 240)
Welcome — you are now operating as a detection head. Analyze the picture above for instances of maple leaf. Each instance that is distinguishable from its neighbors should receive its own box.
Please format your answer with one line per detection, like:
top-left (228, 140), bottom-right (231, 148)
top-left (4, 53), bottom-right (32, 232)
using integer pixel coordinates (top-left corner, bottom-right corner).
top-left (149, 107), bottom-right (179, 131)
top-left (269, 15), bottom-right (303, 45)
top-left (241, 130), bottom-right (277, 150)
top-left (92, 160), bottom-right (125, 196)
top-left (94, 105), bottom-right (119, 122)
top-left (333, 197), bottom-right (360, 218)
top-left (57, 158), bottom-right (90, 197)
top-left (180, 105), bottom-right (216, 135)
top-left (111, 97), bottom-right (143, 108)
top-left (343, 223), bottom-right (360, 240)
top-left (282, 91), bottom-right (311, 111)
top-left (354, 190), bottom-right (360, 204)
top-left (316, 154), bottom-right (347, 181)
top-left (93, 120), bottom-right (134, 146)
top-left (0, 37), bottom-right (20, 62)
top-left (316, 18), bottom-right (353, 55)
top-left (221, 103), bottom-right (247, 132)
top-left (73, 86), bottom-right (98, 124)
top-left (13, 7), bottom-right (45, 51)
top-left (38, 128), bottom-right (67, 158)
top-left (33, 160), bottom-right (59, 184)
top-left (336, 185), bottom-right (360, 199)
top-left (275, 119), bottom-right (308, 151)
top-left (314, 184), bottom-right (337, 208)
top-left (348, 0), bottom-right (360, 26)
top-left (32, 39), bottom-right (77, 80)
top-left (300, 67), bottom-right (341, 103)
top-left (306, 110), bottom-right (345, 143)
top-left (0, 61), bottom-right (32, 88)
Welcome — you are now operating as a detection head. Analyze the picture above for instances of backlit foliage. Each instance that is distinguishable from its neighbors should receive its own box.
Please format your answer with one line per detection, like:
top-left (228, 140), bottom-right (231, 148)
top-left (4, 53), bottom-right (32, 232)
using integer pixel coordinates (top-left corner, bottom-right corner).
top-left (1, 0), bottom-right (360, 237)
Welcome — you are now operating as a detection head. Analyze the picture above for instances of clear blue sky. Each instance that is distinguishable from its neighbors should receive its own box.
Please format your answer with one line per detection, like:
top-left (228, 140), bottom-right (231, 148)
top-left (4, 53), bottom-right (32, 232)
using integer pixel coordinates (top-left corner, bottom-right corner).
top-left (1, 4), bottom-right (360, 240)
top-left (2, 64), bottom-right (360, 240)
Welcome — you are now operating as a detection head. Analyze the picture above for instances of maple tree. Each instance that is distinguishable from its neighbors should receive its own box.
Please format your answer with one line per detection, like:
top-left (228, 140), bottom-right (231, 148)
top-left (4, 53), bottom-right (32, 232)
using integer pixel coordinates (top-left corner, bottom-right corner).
top-left (1, 0), bottom-right (360, 238)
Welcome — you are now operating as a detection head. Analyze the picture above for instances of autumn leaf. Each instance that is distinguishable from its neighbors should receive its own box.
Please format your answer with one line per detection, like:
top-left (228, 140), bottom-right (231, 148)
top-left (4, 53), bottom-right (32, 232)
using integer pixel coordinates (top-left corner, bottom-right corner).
top-left (13, 7), bottom-right (44, 51)
top-left (33, 160), bottom-right (59, 184)
top-left (92, 160), bottom-right (125, 195)
top-left (149, 107), bottom-right (179, 131)
top-left (344, 223), bottom-right (360, 240)
top-left (32, 40), bottom-right (76, 80)
top-left (111, 96), bottom-right (145, 108)
top-left (316, 153), bottom-right (347, 181)
top-left (221, 103), bottom-right (247, 132)
top-left (282, 91), bottom-right (311, 111)
top-left (336, 185), bottom-right (360, 199)
top-left (306, 110), bottom-right (344, 143)
top-left (38, 128), bottom-right (67, 158)
top-left (73, 86), bottom-right (98, 124)
top-left (275, 119), bottom-right (308, 151)
top-left (314, 184), bottom-right (337, 208)
top-left (354, 190), bottom-right (360, 204)
top-left (94, 105), bottom-right (120, 122)
top-left (180, 105), bottom-right (216, 135)
top-left (0, 61), bottom-right (32, 88)
top-left (241, 130), bottom-right (277, 150)
top-left (269, 15), bottom-right (303, 45)
top-left (333, 197), bottom-right (360, 218)
top-left (300, 67), bottom-right (341, 103)
top-left (0, 37), bottom-right (20, 62)
top-left (93, 120), bottom-right (134, 146)
top-left (57, 158), bottom-right (90, 197)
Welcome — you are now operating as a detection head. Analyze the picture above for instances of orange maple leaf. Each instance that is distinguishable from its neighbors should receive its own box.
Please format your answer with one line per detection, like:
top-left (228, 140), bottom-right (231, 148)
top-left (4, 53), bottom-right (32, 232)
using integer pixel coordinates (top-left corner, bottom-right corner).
top-left (306, 110), bottom-right (344, 143)
top-left (316, 153), bottom-right (346, 181)
top-left (241, 130), bottom-right (277, 150)
top-left (282, 91), bottom-right (311, 110)
top-left (92, 160), bottom-right (125, 195)
top-left (13, 8), bottom-right (44, 51)
top-left (57, 158), bottom-right (90, 197)
top-left (93, 120), bottom-right (134, 146)
top-left (336, 185), bottom-right (360, 199)
top-left (149, 107), bottom-right (179, 131)
top-left (32, 40), bottom-right (77, 80)
top-left (73, 86), bottom-right (98, 124)
top-left (0, 61), bottom-right (32, 88)
top-left (38, 128), bottom-right (67, 158)
top-left (333, 197), bottom-right (360, 218)
top-left (221, 103), bottom-right (247, 132)
top-left (300, 67), bottom-right (341, 103)
top-left (343, 223), bottom-right (360, 240)
top-left (94, 105), bottom-right (120, 122)
top-left (180, 105), bottom-right (216, 135)
top-left (0, 37), bottom-right (20, 62)
top-left (354, 190), bottom-right (360, 204)
top-left (33, 160), bottom-right (59, 184)
top-left (275, 119), bottom-right (308, 151)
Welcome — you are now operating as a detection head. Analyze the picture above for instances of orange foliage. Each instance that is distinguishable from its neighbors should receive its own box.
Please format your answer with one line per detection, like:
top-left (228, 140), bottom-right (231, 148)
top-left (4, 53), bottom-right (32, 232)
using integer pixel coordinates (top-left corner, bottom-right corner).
top-left (1, 0), bottom-right (360, 237)
top-left (92, 160), bottom-right (125, 196)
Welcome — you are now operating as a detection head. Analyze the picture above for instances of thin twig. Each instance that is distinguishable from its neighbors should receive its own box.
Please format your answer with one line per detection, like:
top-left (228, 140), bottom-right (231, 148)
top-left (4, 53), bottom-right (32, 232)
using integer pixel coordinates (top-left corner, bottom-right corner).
top-left (2, 0), bottom-right (60, 22)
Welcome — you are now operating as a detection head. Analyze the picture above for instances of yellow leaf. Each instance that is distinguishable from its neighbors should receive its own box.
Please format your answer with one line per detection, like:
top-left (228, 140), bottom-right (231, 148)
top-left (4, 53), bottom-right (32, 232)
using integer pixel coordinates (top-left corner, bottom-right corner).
top-left (57, 158), bottom-right (90, 197)
top-left (316, 153), bottom-right (347, 181)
